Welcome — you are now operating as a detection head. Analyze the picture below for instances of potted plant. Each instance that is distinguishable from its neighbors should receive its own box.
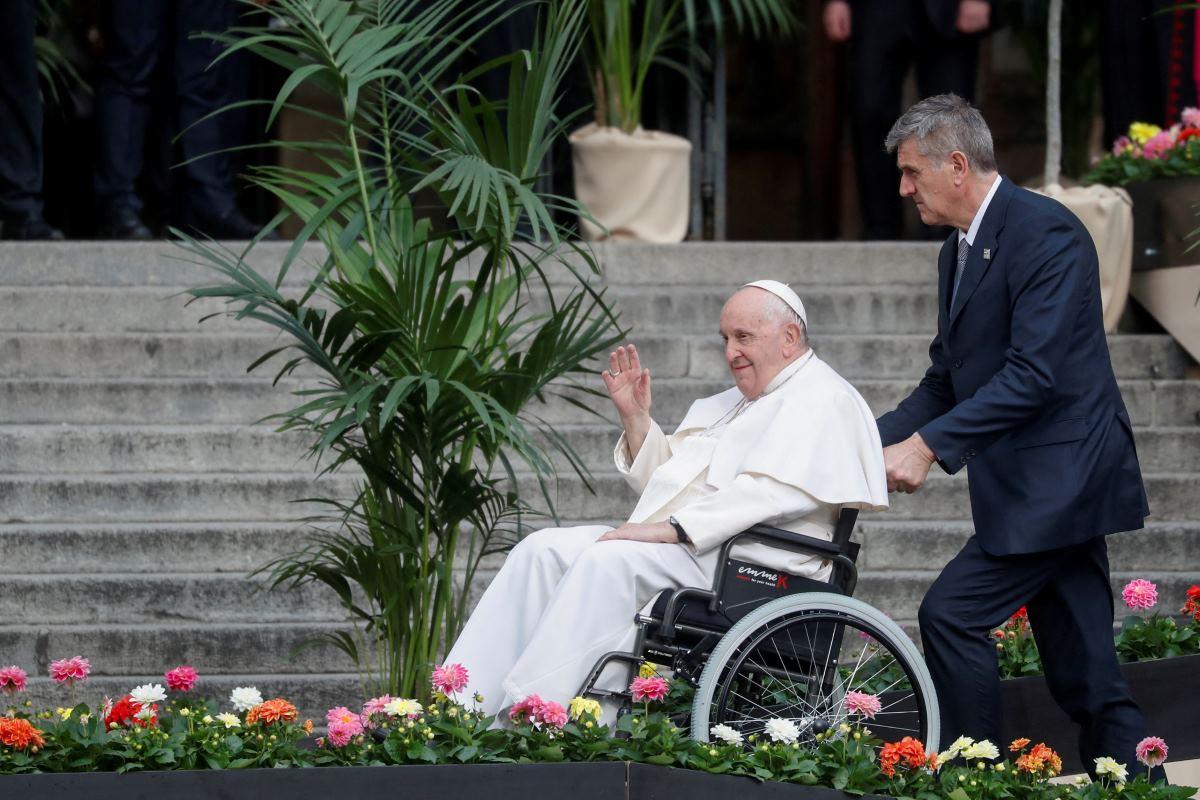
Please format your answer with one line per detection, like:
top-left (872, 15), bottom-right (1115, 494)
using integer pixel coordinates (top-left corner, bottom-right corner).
top-left (180, 0), bottom-right (624, 700)
top-left (570, 0), bottom-right (795, 242)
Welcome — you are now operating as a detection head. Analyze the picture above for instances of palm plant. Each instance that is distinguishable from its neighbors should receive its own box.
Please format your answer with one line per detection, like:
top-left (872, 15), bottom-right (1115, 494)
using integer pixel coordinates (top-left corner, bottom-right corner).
top-left (180, 0), bottom-right (625, 699)
top-left (584, 0), bottom-right (797, 133)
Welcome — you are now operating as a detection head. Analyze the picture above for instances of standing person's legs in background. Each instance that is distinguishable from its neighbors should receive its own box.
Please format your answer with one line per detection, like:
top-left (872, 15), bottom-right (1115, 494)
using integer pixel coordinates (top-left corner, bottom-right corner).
top-left (0, 0), bottom-right (63, 240)
top-left (847, 0), bottom-right (912, 240)
top-left (94, 0), bottom-right (165, 239)
top-left (174, 0), bottom-right (263, 238)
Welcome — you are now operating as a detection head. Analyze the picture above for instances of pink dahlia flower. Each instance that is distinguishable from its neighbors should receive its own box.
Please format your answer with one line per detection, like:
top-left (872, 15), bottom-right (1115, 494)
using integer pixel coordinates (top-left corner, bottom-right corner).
top-left (536, 700), bottom-right (569, 729)
top-left (1122, 579), bottom-right (1158, 611)
top-left (360, 695), bottom-right (393, 728)
top-left (1142, 130), bottom-right (1175, 160)
top-left (164, 665), bottom-right (198, 692)
top-left (325, 705), bottom-right (364, 735)
top-left (1184, 107), bottom-right (1200, 128)
top-left (1111, 135), bottom-right (1132, 157)
top-left (508, 694), bottom-right (546, 725)
top-left (1136, 736), bottom-right (1169, 768)
top-left (844, 690), bottom-right (883, 719)
top-left (0, 665), bottom-right (27, 694)
top-left (630, 676), bottom-right (671, 703)
top-left (48, 656), bottom-right (90, 685)
top-left (431, 663), bottom-right (469, 696)
top-left (326, 719), bottom-right (358, 747)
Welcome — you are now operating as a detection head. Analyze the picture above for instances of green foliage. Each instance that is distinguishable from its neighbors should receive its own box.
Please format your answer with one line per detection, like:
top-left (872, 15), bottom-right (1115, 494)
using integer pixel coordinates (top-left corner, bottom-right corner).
top-left (1084, 137), bottom-right (1200, 186)
top-left (584, 0), bottom-right (797, 132)
top-left (182, 0), bottom-right (625, 699)
top-left (1115, 614), bottom-right (1199, 662)
top-left (34, 1), bottom-right (90, 109)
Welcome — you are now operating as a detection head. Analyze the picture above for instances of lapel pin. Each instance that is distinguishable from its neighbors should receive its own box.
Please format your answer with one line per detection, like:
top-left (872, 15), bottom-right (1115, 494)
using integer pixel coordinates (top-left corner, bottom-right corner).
top-left (983, 248), bottom-right (991, 260)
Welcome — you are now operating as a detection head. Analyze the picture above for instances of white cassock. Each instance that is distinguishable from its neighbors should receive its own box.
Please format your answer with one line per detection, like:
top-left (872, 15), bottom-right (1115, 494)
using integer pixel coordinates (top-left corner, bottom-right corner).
top-left (445, 349), bottom-right (888, 717)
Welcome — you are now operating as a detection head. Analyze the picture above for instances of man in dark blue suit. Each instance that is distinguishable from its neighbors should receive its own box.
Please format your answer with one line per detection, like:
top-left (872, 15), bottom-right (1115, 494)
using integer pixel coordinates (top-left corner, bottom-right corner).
top-left (875, 94), bottom-right (1153, 772)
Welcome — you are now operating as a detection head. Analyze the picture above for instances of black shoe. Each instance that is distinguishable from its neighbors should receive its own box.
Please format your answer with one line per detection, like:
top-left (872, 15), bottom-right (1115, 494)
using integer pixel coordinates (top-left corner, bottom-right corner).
top-left (197, 210), bottom-right (280, 240)
top-left (1, 215), bottom-right (65, 240)
top-left (97, 205), bottom-right (154, 240)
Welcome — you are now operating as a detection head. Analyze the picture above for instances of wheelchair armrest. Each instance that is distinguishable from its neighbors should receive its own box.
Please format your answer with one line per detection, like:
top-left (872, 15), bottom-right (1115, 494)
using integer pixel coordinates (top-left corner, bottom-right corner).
top-left (708, 524), bottom-right (858, 613)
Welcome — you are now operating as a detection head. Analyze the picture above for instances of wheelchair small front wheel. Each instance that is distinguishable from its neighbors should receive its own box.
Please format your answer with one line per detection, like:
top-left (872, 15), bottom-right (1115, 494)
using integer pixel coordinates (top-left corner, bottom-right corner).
top-left (690, 592), bottom-right (939, 752)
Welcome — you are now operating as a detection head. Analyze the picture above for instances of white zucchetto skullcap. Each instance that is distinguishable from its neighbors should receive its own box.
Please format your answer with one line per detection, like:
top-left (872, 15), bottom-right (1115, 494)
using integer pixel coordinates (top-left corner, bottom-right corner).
top-left (742, 279), bottom-right (807, 326)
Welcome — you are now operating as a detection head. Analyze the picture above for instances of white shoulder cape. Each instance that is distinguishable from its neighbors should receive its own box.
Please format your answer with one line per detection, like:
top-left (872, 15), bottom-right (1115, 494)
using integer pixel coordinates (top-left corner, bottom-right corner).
top-left (675, 355), bottom-right (889, 511)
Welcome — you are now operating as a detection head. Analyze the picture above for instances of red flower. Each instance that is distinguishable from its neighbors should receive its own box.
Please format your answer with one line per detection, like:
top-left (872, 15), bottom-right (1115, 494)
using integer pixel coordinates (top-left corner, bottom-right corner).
top-left (164, 665), bottom-right (198, 692)
top-left (104, 694), bottom-right (157, 729)
top-left (1178, 127), bottom-right (1200, 142)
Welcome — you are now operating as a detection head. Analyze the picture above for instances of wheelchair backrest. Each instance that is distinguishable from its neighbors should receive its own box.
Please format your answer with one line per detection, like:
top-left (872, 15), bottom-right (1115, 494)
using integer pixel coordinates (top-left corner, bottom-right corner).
top-left (718, 538), bottom-right (861, 623)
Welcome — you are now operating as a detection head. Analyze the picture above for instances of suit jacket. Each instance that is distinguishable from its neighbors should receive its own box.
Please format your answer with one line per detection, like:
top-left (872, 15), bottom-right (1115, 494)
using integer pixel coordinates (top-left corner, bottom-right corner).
top-left (875, 178), bottom-right (1149, 556)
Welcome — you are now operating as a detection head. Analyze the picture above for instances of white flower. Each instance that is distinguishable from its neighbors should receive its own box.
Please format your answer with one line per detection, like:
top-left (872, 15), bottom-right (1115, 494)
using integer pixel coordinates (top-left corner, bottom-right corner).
top-left (215, 712), bottom-right (242, 729)
top-left (130, 683), bottom-right (167, 705)
top-left (960, 740), bottom-right (1000, 760)
top-left (710, 724), bottom-right (744, 745)
top-left (229, 686), bottom-right (263, 712)
top-left (763, 717), bottom-right (800, 745)
top-left (384, 698), bottom-right (423, 717)
top-left (134, 705), bottom-right (155, 721)
top-left (1095, 756), bottom-right (1129, 784)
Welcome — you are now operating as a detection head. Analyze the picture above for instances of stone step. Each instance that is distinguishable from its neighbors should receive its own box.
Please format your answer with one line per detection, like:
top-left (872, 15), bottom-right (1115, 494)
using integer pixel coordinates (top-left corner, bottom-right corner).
top-left (0, 473), bottom-right (357, 524)
top-left (6, 423), bottom-right (1199, 475)
top-left (855, 522), bottom-right (1200, 574)
top-left (0, 285), bottom-right (944, 336)
top-left (15, 674), bottom-right (360, 724)
top-left (0, 573), bottom-right (347, 624)
top-left (0, 623), bottom-right (359, 675)
top-left (0, 522), bottom-right (309, 574)
top-left (853, 570), bottom-right (1198, 626)
top-left (2, 377), bottom-right (1197, 429)
top-left (0, 241), bottom-right (941, 288)
top-left (0, 332), bottom-right (1187, 381)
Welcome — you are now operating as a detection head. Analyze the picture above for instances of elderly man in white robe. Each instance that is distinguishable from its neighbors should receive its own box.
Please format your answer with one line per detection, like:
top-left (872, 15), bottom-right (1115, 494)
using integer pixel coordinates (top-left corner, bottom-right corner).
top-left (445, 280), bottom-right (888, 717)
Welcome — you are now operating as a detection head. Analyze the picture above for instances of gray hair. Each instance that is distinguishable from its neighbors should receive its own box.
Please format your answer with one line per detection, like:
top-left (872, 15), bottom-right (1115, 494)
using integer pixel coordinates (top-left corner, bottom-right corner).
top-left (760, 293), bottom-right (809, 347)
top-left (884, 93), bottom-right (997, 172)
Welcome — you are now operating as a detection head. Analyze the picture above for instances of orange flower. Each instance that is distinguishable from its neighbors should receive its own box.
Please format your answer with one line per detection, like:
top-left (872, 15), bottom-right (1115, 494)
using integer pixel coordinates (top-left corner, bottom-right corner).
top-left (1010, 737), bottom-right (1031, 752)
top-left (245, 698), bottom-right (298, 726)
top-left (302, 719), bottom-right (314, 734)
top-left (1016, 742), bottom-right (1062, 775)
top-left (0, 716), bottom-right (45, 751)
top-left (879, 736), bottom-right (929, 777)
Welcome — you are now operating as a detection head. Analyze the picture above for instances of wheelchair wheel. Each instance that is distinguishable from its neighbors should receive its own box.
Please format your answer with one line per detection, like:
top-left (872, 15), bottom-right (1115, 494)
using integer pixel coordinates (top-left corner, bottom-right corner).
top-left (690, 593), bottom-right (939, 752)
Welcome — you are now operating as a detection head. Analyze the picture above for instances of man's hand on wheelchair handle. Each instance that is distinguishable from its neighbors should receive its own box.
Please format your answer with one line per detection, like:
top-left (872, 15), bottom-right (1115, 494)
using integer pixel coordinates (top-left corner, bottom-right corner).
top-left (598, 521), bottom-right (678, 544)
top-left (884, 433), bottom-right (936, 494)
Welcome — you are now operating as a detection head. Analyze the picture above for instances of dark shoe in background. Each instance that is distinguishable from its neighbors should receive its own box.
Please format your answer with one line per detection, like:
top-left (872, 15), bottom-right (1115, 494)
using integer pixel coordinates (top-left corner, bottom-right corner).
top-left (196, 209), bottom-right (280, 240)
top-left (0, 215), bottom-right (65, 240)
top-left (97, 205), bottom-right (154, 240)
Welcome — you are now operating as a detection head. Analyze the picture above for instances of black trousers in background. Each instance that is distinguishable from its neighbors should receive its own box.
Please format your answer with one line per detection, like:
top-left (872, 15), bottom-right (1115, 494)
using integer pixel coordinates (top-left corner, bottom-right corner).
top-left (94, 0), bottom-right (239, 220)
top-left (847, 0), bottom-right (981, 239)
top-left (919, 536), bottom-right (1153, 775)
top-left (0, 0), bottom-right (44, 221)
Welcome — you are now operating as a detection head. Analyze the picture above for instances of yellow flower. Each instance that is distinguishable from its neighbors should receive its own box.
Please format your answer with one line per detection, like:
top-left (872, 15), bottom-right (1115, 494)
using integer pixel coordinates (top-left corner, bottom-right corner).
top-left (638, 662), bottom-right (658, 679)
top-left (1129, 122), bottom-right (1162, 145)
top-left (568, 696), bottom-right (603, 721)
top-left (202, 715), bottom-right (213, 724)
top-left (215, 712), bottom-right (242, 729)
top-left (55, 707), bottom-right (72, 720)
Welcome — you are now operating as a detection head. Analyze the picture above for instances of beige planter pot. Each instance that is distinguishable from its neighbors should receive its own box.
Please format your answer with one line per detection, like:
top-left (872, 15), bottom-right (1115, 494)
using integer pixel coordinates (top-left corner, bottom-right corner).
top-left (1033, 183), bottom-right (1133, 332)
top-left (569, 123), bottom-right (692, 243)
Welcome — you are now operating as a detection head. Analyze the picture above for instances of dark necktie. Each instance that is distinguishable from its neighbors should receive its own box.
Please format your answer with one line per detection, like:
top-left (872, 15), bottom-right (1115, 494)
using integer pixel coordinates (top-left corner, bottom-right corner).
top-left (950, 237), bottom-right (969, 310)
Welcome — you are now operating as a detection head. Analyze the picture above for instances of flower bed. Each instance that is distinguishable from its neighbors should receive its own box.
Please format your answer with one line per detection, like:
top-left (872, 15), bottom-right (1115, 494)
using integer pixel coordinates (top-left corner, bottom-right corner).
top-left (1, 660), bottom-right (1193, 799)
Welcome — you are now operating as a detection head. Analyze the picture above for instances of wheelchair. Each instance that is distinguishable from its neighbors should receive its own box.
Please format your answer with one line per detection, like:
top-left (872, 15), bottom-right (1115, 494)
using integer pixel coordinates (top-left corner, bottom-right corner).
top-left (577, 508), bottom-right (941, 751)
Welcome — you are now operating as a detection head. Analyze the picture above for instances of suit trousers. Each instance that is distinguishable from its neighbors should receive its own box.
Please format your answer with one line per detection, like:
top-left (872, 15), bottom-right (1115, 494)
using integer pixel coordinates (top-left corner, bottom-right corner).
top-left (93, 0), bottom-right (238, 218)
top-left (848, 0), bottom-right (980, 239)
top-left (0, 0), bottom-right (43, 221)
top-left (919, 535), bottom-right (1152, 774)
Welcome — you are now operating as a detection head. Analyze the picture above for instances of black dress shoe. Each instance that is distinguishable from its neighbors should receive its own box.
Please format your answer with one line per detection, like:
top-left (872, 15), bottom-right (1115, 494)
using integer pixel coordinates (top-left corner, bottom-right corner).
top-left (97, 206), bottom-right (154, 240)
top-left (1, 215), bottom-right (65, 240)
top-left (197, 210), bottom-right (281, 240)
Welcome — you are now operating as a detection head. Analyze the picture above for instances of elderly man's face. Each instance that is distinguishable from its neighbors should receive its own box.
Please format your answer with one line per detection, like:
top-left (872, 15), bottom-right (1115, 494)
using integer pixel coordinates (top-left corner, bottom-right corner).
top-left (897, 139), bottom-right (958, 227)
top-left (719, 288), bottom-right (802, 400)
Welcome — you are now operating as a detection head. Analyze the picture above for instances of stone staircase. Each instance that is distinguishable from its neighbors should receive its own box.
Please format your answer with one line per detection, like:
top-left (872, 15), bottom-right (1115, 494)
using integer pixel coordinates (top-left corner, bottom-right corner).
top-left (2, 241), bottom-right (1198, 719)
